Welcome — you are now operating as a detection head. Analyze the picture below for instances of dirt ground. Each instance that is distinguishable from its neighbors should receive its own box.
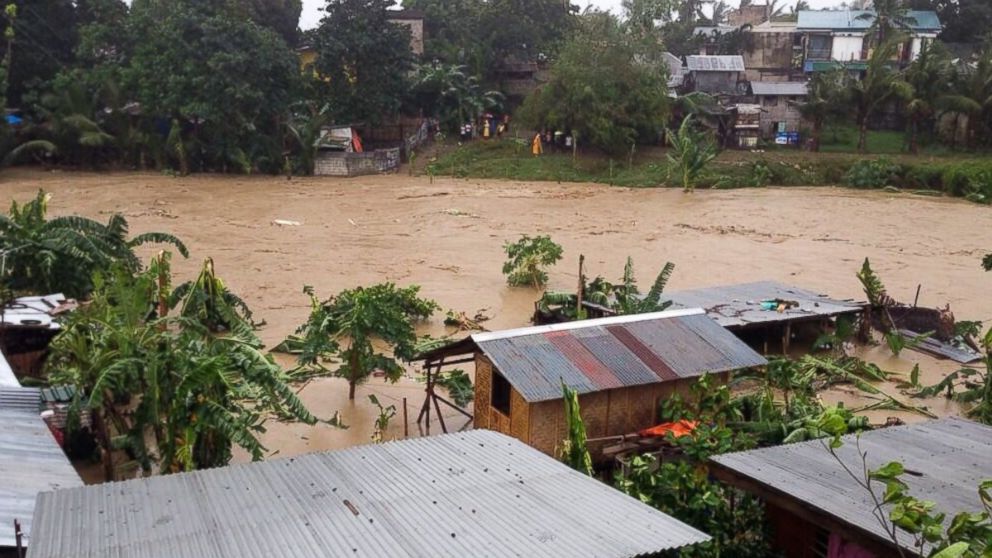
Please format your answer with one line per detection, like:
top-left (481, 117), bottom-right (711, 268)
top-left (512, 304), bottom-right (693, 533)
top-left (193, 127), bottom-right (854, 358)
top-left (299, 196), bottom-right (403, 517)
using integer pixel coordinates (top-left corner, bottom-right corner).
top-left (6, 168), bottom-right (992, 463)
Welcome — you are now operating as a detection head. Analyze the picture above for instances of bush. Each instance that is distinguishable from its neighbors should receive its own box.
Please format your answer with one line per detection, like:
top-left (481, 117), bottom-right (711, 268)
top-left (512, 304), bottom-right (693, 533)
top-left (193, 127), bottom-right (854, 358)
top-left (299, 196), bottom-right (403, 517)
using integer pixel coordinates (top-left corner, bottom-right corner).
top-left (939, 161), bottom-right (992, 203)
top-left (842, 158), bottom-right (901, 189)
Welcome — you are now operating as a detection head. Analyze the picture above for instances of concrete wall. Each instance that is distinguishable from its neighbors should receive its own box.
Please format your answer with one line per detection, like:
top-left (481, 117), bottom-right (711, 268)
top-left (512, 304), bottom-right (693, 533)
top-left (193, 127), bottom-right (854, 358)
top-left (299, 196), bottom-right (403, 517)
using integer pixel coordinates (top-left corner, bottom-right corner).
top-left (314, 148), bottom-right (401, 177)
top-left (759, 96), bottom-right (805, 137)
top-left (390, 18), bottom-right (425, 56)
top-left (831, 34), bottom-right (864, 61)
top-left (744, 32), bottom-right (799, 82)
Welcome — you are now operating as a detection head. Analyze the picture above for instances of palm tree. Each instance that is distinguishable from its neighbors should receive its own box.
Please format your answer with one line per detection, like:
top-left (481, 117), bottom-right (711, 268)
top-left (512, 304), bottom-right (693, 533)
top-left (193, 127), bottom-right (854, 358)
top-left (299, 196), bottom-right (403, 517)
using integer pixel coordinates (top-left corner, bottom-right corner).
top-left (285, 101), bottom-right (332, 175)
top-left (856, 0), bottom-right (917, 46)
top-left (666, 115), bottom-right (718, 191)
top-left (792, 70), bottom-right (845, 152)
top-left (848, 38), bottom-right (912, 152)
top-left (903, 41), bottom-right (953, 153)
top-left (940, 51), bottom-right (992, 149)
top-left (413, 63), bottom-right (503, 132)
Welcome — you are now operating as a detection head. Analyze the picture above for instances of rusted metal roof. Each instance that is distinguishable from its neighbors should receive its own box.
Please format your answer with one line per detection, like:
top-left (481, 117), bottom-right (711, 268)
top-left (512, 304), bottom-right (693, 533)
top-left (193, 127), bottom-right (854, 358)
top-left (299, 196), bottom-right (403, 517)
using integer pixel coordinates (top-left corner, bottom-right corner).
top-left (666, 281), bottom-right (864, 329)
top-left (469, 309), bottom-right (766, 403)
top-left (30, 430), bottom-right (709, 558)
top-left (710, 418), bottom-right (989, 555)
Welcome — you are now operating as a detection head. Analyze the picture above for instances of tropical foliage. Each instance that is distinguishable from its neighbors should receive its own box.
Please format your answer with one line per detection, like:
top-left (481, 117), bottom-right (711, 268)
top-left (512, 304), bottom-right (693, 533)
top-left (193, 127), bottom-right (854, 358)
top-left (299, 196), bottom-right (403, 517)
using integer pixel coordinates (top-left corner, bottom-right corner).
top-left (47, 255), bottom-right (321, 480)
top-left (0, 190), bottom-right (187, 298)
top-left (666, 115), bottom-right (718, 192)
top-left (282, 283), bottom-right (438, 400)
top-left (561, 382), bottom-right (593, 476)
top-left (502, 235), bottom-right (563, 288)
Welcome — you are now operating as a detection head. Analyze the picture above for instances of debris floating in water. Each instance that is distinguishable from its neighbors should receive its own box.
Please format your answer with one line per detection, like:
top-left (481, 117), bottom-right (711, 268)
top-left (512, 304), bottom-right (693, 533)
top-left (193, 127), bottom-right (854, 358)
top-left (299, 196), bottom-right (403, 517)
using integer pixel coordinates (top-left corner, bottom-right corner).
top-left (273, 219), bottom-right (302, 227)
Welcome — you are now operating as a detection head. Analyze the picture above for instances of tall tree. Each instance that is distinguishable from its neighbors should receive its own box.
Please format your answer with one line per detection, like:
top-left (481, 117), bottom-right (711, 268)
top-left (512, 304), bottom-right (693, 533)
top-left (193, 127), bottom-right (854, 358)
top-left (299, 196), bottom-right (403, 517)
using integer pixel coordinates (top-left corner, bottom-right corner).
top-left (903, 40), bottom-right (953, 153)
top-left (0, 0), bottom-right (78, 107)
top-left (847, 38), bottom-right (912, 152)
top-left (941, 49), bottom-right (992, 148)
top-left (313, 0), bottom-right (414, 125)
top-left (517, 11), bottom-right (670, 154)
top-left (793, 69), bottom-right (845, 152)
top-left (856, 0), bottom-right (917, 45)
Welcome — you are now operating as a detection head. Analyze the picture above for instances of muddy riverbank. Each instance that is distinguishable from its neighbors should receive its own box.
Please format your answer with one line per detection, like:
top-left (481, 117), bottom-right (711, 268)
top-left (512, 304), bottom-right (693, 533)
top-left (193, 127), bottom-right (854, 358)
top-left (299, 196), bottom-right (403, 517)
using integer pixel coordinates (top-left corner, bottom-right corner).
top-left (5, 169), bottom-right (991, 462)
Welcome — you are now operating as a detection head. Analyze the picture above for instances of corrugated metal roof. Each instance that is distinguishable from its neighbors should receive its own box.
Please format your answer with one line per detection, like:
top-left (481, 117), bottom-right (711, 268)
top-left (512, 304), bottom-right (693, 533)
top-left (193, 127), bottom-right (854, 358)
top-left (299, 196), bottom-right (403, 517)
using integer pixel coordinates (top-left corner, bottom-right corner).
top-left (751, 81), bottom-right (809, 96)
top-left (797, 10), bottom-right (941, 32)
top-left (1, 294), bottom-right (67, 329)
top-left (0, 386), bottom-right (41, 412)
top-left (30, 430), bottom-right (710, 558)
top-left (0, 400), bottom-right (82, 549)
top-left (666, 281), bottom-right (864, 329)
top-left (710, 418), bottom-right (990, 554)
top-left (686, 55), bottom-right (745, 72)
top-left (473, 309), bottom-right (766, 402)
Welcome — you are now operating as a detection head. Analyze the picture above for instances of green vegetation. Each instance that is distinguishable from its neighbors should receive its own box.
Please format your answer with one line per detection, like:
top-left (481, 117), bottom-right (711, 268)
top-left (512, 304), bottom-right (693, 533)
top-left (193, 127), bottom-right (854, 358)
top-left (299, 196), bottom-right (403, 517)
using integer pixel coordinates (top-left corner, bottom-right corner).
top-left (561, 382), bottom-right (593, 476)
top-left (666, 116), bottom-right (717, 192)
top-left (502, 234), bottom-right (563, 288)
top-left (281, 283), bottom-right (438, 400)
top-left (0, 190), bottom-right (187, 298)
top-left (429, 139), bottom-right (992, 203)
top-left (538, 256), bottom-right (675, 320)
top-left (47, 255), bottom-right (320, 479)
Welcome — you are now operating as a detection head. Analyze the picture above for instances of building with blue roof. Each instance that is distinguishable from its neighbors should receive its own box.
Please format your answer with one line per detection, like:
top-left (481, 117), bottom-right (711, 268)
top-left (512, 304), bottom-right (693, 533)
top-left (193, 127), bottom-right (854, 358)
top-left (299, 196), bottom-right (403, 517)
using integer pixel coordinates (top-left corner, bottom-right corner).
top-left (796, 9), bottom-right (941, 71)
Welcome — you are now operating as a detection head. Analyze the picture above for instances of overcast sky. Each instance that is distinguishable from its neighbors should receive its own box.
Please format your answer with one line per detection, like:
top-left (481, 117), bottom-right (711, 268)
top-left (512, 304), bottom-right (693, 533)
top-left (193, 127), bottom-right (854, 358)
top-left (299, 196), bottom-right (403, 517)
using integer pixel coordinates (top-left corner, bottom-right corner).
top-left (300, 0), bottom-right (844, 29)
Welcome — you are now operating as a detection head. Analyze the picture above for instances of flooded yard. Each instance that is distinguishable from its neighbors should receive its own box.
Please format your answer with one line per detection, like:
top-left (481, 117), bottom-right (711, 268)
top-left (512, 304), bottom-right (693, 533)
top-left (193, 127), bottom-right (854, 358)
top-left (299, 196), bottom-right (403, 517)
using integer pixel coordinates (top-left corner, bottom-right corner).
top-left (6, 169), bottom-right (991, 461)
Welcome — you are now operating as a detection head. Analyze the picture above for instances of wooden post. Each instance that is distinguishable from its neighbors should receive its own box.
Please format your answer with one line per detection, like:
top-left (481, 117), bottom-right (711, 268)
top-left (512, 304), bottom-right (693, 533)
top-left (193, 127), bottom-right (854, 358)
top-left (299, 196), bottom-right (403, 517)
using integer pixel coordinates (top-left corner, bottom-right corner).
top-left (576, 254), bottom-right (585, 319)
top-left (425, 363), bottom-right (432, 435)
top-left (14, 519), bottom-right (23, 558)
top-left (782, 323), bottom-right (792, 354)
top-left (403, 397), bottom-right (409, 438)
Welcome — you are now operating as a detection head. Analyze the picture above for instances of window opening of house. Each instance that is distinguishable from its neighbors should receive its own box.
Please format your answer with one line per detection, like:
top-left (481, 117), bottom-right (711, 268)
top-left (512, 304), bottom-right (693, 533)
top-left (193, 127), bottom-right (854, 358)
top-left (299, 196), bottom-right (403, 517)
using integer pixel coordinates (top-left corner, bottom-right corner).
top-left (491, 371), bottom-right (511, 416)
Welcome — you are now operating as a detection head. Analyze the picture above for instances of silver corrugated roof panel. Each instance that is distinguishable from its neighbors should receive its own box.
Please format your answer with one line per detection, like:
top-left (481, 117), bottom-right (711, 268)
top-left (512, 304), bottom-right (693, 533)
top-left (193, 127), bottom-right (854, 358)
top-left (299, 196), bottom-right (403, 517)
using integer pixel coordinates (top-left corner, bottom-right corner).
top-left (751, 81), bottom-right (809, 96)
top-left (30, 430), bottom-right (710, 557)
top-left (0, 386), bottom-right (41, 412)
top-left (711, 417), bottom-right (989, 554)
top-left (474, 309), bottom-right (766, 402)
top-left (666, 280), bottom-right (864, 329)
top-left (0, 404), bottom-right (82, 549)
top-left (686, 55), bottom-right (745, 72)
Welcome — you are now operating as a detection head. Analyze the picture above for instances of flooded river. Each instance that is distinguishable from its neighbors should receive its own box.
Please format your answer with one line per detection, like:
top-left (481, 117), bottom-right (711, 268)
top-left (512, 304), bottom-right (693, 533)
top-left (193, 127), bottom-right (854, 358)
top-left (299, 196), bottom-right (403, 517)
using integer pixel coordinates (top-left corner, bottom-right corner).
top-left (5, 169), bottom-right (992, 461)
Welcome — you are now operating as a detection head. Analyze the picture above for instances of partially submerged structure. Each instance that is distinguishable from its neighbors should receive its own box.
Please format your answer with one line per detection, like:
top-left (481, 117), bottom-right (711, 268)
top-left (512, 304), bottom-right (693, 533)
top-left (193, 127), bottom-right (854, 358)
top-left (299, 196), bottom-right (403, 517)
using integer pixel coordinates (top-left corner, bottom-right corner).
top-left (666, 281), bottom-right (865, 353)
top-left (710, 417), bottom-right (991, 557)
top-left (313, 125), bottom-right (401, 177)
top-left (30, 430), bottom-right (710, 558)
top-left (0, 385), bottom-right (82, 555)
top-left (417, 310), bottom-right (766, 457)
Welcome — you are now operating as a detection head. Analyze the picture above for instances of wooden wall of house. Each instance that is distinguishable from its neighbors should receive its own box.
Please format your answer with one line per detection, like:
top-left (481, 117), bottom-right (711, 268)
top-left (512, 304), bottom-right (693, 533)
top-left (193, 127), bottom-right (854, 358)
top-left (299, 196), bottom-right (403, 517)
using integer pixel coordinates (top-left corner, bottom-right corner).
top-left (474, 354), bottom-right (493, 429)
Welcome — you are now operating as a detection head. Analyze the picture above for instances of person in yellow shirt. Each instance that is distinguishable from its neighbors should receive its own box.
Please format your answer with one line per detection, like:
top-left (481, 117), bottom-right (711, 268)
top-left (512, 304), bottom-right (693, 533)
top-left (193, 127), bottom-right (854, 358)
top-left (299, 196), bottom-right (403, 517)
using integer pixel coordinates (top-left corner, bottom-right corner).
top-left (532, 132), bottom-right (543, 156)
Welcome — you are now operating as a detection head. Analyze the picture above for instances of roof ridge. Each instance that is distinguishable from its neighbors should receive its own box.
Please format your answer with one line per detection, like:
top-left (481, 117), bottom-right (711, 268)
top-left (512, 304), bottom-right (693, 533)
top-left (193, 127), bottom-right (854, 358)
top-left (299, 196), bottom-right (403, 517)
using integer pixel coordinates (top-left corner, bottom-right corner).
top-left (471, 308), bottom-right (705, 343)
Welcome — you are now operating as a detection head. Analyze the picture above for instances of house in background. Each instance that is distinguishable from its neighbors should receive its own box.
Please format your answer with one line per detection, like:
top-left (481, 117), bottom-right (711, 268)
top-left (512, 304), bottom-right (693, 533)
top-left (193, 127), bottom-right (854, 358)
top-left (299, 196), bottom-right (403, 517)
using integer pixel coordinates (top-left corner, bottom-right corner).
top-left (417, 310), bottom-right (766, 460)
top-left (749, 81), bottom-right (808, 139)
top-left (710, 417), bottom-right (991, 557)
top-left (797, 10), bottom-right (941, 72)
top-left (745, 20), bottom-right (804, 82)
top-left (386, 9), bottom-right (425, 57)
top-left (685, 55), bottom-right (747, 95)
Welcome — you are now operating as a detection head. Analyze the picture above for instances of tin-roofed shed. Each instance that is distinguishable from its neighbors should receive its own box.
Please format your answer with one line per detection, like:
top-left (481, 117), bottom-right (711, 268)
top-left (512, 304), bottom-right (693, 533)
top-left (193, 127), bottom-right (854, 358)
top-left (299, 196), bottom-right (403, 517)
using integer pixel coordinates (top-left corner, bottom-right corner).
top-left (709, 417), bottom-right (990, 557)
top-left (417, 309), bottom-right (766, 457)
top-left (30, 430), bottom-right (710, 558)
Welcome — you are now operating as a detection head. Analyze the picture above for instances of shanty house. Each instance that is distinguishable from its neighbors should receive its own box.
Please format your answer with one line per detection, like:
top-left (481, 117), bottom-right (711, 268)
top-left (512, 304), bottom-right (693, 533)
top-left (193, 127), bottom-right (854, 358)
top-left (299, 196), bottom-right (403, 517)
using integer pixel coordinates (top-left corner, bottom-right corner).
top-left (30, 430), bottom-right (710, 557)
top-left (744, 21), bottom-right (803, 82)
top-left (418, 309), bottom-right (766, 458)
top-left (710, 417), bottom-right (991, 558)
top-left (685, 55), bottom-right (747, 96)
top-left (750, 81), bottom-right (809, 139)
top-left (797, 10), bottom-right (941, 71)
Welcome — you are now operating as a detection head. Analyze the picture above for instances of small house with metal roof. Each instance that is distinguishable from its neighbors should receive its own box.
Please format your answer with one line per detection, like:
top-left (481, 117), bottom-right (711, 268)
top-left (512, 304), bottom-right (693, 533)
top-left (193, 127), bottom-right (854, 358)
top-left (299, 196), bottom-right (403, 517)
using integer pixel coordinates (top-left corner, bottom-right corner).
top-left (797, 10), bottom-right (941, 71)
top-left (417, 309), bottom-right (766, 458)
top-left (709, 417), bottom-right (990, 557)
top-left (685, 55), bottom-right (747, 95)
top-left (30, 430), bottom-right (710, 558)
top-left (748, 81), bottom-right (809, 139)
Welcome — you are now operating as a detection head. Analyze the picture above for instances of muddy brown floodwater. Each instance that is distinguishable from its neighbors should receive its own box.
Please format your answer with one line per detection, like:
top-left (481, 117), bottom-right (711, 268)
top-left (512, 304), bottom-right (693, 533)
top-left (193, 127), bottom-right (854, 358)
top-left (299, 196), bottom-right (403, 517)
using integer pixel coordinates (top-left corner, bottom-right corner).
top-left (6, 169), bottom-right (992, 464)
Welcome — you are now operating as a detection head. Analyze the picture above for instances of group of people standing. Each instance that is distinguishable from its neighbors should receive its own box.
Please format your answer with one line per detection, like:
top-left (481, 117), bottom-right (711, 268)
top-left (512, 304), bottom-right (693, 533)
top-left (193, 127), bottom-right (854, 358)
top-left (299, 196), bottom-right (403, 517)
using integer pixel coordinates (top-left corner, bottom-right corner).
top-left (531, 129), bottom-right (574, 156)
top-left (460, 113), bottom-right (510, 142)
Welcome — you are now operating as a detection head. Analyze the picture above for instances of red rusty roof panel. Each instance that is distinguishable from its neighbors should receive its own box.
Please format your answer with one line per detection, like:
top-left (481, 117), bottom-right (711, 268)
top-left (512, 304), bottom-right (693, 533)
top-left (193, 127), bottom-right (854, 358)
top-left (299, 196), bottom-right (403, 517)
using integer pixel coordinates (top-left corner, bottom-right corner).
top-left (544, 331), bottom-right (624, 391)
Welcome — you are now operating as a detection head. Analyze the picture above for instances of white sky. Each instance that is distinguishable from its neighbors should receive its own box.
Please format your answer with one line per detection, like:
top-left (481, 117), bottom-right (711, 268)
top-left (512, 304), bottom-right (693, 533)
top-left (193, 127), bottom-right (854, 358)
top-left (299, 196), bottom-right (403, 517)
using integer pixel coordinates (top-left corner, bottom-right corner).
top-left (300, 0), bottom-right (844, 29)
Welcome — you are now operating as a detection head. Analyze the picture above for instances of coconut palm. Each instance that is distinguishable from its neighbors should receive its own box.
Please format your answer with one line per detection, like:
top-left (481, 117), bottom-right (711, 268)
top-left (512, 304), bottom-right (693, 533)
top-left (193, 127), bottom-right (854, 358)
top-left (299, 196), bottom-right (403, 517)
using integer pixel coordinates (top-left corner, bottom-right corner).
top-left (940, 50), bottom-right (992, 149)
top-left (903, 41), bottom-right (954, 153)
top-left (413, 63), bottom-right (503, 132)
top-left (792, 70), bottom-right (845, 152)
top-left (856, 0), bottom-right (917, 45)
top-left (848, 38), bottom-right (912, 152)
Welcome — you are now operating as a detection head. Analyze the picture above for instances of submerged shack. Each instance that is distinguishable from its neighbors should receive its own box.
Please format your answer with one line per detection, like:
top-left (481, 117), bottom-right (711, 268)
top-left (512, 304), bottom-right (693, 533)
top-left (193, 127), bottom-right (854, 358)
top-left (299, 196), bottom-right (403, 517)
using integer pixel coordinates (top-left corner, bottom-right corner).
top-left (666, 281), bottom-right (865, 353)
top-left (30, 430), bottom-right (710, 557)
top-left (709, 417), bottom-right (991, 558)
top-left (418, 309), bottom-right (766, 458)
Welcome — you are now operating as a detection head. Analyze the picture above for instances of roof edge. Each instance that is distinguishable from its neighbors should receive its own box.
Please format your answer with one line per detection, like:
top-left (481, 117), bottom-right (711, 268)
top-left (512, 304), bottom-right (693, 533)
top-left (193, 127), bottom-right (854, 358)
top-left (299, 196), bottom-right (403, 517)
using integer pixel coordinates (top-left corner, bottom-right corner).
top-left (472, 308), bottom-right (706, 343)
